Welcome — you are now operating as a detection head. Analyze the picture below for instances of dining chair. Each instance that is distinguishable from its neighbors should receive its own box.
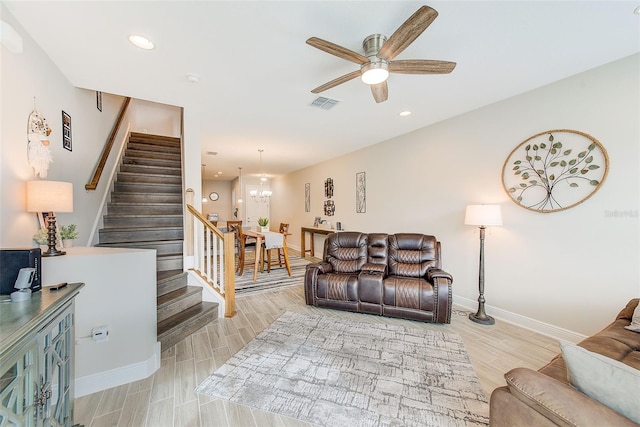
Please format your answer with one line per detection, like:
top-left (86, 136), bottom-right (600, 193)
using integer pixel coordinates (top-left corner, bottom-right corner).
top-left (261, 222), bottom-right (290, 271)
top-left (226, 221), bottom-right (246, 274)
top-left (276, 223), bottom-right (290, 267)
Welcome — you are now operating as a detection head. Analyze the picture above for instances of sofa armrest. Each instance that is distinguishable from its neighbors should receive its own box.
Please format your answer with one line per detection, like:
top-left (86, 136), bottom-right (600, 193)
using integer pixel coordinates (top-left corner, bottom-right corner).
top-left (304, 262), bottom-right (333, 305)
top-left (426, 268), bottom-right (453, 282)
top-left (497, 367), bottom-right (638, 427)
top-left (307, 262), bottom-right (333, 274)
top-left (425, 268), bottom-right (452, 323)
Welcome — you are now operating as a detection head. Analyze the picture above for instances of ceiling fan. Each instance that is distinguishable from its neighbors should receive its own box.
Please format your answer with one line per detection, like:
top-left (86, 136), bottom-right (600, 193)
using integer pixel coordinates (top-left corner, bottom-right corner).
top-left (306, 5), bottom-right (456, 103)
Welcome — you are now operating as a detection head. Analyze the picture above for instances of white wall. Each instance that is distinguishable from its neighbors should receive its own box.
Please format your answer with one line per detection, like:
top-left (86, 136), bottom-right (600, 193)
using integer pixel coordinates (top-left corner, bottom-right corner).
top-left (42, 247), bottom-right (159, 397)
top-left (272, 54), bottom-right (640, 338)
top-left (202, 179), bottom-right (232, 221)
top-left (0, 5), bottom-right (125, 248)
top-left (131, 99), bottom-right (181, 137)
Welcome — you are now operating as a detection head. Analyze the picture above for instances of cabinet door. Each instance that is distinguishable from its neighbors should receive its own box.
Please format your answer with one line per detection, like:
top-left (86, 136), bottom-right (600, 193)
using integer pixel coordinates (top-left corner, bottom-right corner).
top-left (0, 337), bottom-right (38, 426)
top-left (38, 305), bottom-right (74, 427)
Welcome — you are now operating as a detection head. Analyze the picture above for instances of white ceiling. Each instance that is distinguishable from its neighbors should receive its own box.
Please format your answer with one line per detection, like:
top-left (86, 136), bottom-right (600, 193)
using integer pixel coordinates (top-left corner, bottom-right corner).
top-left (4, 1), bottom-right (640, 181)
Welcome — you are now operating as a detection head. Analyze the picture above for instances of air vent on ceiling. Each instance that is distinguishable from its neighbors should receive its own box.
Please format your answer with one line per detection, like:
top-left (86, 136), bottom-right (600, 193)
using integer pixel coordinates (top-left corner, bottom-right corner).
top-left (310, 96), bottom-right (340, 110)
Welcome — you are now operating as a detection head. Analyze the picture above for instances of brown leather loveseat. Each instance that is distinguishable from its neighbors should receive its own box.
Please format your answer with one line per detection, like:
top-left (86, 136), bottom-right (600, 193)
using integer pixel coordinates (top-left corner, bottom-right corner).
top-left (304, 232), bottom-right (453, 323)
top-left (490, 298), bottom-right (640, 426)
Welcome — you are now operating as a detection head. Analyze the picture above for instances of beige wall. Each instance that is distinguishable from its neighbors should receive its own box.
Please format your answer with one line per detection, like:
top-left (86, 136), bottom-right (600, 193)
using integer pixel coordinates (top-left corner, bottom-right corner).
top-left (272, 54), bottom-right (640, 338)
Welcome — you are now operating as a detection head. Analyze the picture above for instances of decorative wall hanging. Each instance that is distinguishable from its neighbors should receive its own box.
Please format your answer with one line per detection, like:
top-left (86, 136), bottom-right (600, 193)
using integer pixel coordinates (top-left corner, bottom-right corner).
top-left (305, 183), bottom-right (310, 212)
top-left (27, 98), bottom-right (53, 178)
top-left (502, 129), bottom-right (608, 213)
top-left (62, 111), bottom-right (72, 151)
top-left (324, 178), bottom-right (334, 198)
top-left (324, 200), bottom-right (335, 216)
top-left (356, 172), bottom-right (366, 213)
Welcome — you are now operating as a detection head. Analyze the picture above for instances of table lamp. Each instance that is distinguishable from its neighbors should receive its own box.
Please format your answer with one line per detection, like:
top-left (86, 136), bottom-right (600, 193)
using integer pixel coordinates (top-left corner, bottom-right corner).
top-left (27, 180), bottom-right (74, 257)
top-left (465, 204), bottom-right (502, 325)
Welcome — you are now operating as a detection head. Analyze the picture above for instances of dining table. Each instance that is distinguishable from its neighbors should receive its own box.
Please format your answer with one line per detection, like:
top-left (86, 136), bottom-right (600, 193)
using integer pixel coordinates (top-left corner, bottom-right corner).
top-left (242, 229), bottom-right (292, 281)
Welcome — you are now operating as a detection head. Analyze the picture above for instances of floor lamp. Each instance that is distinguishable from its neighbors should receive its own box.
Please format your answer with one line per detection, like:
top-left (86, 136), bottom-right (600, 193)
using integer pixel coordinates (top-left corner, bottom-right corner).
top-left (465, 204), bottom-right (502, 325)
top-left (27, 180), bottom-right (74, 257)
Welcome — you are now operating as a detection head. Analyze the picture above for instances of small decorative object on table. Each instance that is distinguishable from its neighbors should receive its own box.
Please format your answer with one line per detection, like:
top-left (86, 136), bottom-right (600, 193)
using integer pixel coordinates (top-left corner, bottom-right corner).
top-left (33, 227), bottom-right (50, 251)
top-left (60, 224), bottom-right (78, 248)
top-left (257, 217), bottom-right (269, 232)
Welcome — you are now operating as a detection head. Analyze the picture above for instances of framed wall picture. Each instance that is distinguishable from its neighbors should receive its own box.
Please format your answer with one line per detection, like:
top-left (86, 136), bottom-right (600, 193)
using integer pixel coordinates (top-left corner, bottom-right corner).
top-left (356, 171), bottom-right (366, 213)
top-left (305, 183), bottom-right (310, 212)
top-left (62, 111), bottom-right (72, 151)
top-left (324, 178), bottom-right (334, 198)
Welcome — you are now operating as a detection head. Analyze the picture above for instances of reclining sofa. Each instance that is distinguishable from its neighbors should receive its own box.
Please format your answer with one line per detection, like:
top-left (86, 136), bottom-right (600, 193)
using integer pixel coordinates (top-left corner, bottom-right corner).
top-left (304, 232), bottom-right (453, 323)
top-left (490, 298), bottom-right (640, 426)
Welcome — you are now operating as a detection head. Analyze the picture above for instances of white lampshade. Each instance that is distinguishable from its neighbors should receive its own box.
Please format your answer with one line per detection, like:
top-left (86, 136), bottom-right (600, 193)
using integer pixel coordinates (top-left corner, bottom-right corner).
top-left (465, 204), bottom-right (502, 226)
top-left (27, 181), bottom-right (73, 213)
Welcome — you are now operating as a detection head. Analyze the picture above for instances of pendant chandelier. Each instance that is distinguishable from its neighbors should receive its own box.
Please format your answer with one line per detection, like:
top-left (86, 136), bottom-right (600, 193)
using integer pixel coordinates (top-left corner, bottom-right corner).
top-left (201, 164), bottom-right (207, 203)
top-left (237, 167), bottom-right (243, 204)
top-left (250, 149), bottom-right (272, 202)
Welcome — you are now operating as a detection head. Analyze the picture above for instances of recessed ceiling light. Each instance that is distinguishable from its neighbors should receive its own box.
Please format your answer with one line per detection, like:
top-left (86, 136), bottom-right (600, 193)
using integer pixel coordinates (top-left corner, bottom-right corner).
top-left (399, 110), bottom-right (412, 117)
top-left (217, 171), bottom-right (222, 174)
top-left (129, 34), bottom-right (154, 50)
top-left (186, 73), bottom-right (200, 83)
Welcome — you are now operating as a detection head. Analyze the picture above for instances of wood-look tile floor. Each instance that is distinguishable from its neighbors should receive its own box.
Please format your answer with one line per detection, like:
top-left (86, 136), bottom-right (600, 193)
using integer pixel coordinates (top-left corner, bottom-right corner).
top-left (75, 285), bottom-right (560, 426)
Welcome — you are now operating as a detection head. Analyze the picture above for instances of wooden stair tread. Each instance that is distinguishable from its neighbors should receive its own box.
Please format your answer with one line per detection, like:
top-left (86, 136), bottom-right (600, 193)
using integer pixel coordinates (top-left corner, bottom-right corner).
top-left (157, 269), bottom-right (185, 282)
top-left (157, 285), bottom-right (202, 307)
top-left (157, 302), bottom-right (218, 334)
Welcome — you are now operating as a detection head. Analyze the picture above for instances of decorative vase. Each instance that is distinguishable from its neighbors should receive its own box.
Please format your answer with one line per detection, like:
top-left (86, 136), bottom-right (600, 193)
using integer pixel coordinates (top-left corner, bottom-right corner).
top-left (260, 226), bottom-right (269, 233)
top-left (39, 245), bottom-right (48, 252)
top-left (62, 239), bottom-right (74, 248)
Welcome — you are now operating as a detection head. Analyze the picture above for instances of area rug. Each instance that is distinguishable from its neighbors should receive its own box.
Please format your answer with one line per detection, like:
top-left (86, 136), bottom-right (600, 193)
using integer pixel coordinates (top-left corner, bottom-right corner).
top-left (234, 253), bottom-right (310, 295)
top-left (195, 311), bottom-right (489, 426)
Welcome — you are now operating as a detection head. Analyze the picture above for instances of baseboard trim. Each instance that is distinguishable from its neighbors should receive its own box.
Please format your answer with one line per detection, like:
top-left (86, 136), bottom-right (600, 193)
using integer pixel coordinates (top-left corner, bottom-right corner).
top-left (75, 341), bottom-right (161, 397)
top-left (454, 295), bottom-right (586, 343)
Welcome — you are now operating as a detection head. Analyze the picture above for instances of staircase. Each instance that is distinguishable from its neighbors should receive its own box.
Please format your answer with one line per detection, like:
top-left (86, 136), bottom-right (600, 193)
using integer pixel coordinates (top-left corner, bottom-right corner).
top-left (97, 132), bottom-right (218, 350)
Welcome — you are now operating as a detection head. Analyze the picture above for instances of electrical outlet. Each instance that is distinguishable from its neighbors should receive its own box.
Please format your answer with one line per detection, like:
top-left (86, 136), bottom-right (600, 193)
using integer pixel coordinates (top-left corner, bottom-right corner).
top-left (91, 326), bottom-right (109, 342)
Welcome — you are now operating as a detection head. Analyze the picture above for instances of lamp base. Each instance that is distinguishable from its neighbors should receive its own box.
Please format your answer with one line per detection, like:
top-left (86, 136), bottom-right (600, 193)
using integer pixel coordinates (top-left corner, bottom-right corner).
top-left (469, 312), bottom-right (495, 325)
top-left (41, 249), bottom-right (66, 257)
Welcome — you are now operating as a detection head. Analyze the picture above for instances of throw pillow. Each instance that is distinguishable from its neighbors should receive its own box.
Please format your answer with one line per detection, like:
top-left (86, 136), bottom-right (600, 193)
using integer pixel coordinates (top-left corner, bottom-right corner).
top-left (624, 303), bottom-right (640, 332)
top-left (560, 341), bottom-right (640, 423)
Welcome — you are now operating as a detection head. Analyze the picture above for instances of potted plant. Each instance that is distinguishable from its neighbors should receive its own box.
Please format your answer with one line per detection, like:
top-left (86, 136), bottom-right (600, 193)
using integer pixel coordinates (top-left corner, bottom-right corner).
top-left (60, 224), bottom-right (78, 248)
top-left (257, 217), bottom-right (269, 232)
top-left (33, 227), bottom-right (49, 251)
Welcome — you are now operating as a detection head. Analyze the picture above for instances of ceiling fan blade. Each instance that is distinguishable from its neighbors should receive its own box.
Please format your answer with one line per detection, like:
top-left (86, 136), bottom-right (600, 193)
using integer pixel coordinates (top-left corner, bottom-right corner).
top-left (370, 81), bottom-right (388, 103)
top-left (311, 70), bottom-right (361, 94)
top-left (306, 37), bottom-right (368, 64)
top-left (389, 60), bottom-right (456, 74)
top-left (377, 6), bottom-right (438, 61)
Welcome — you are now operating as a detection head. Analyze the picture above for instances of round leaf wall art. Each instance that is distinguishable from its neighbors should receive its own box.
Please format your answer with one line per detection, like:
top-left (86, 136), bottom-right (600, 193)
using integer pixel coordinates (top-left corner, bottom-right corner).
top-left (502, 129), bottom-right (608, 213)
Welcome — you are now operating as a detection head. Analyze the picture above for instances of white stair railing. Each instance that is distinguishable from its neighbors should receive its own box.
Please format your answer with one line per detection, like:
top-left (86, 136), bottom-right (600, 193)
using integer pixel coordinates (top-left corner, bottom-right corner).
top-left (185, 203), bottom-right (236, 317)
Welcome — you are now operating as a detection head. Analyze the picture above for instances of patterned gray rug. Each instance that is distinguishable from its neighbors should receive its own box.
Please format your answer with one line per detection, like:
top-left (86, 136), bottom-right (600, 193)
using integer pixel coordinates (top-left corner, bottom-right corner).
top-left (196, 311), bottom-right (489, 426)
top-left (235, 252), bottom-right (310, 295)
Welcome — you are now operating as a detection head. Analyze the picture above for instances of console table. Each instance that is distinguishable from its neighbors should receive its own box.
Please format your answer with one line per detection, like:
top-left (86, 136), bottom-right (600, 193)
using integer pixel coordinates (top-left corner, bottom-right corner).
top-left (301, 226), bottom-right (334, 258)
top-left (0, 282), bottom-right (84, 426)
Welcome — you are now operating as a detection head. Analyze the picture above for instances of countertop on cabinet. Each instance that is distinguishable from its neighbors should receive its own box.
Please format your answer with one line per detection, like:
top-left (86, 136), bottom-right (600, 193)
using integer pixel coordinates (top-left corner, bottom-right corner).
top-left (0, 282), bottom-right (84, 359)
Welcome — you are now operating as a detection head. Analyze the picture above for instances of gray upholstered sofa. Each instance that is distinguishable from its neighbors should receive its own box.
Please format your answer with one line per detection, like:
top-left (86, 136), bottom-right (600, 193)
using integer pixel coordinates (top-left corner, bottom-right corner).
top-left (304, 232), bottom-right (453, 323)
top-left (490, 298), bottom-right (640, 426)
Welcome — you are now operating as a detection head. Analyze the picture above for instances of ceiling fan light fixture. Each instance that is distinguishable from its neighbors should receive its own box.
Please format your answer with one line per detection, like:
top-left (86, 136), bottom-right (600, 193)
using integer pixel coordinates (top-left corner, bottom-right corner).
top-left (361, 61), bottom-right (389, 85)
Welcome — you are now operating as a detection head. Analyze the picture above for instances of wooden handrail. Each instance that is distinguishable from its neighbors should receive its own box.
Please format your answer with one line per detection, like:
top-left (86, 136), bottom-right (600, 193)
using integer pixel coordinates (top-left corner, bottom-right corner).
top-left (85, 97), bottom-right (132, 190)
top-left (186, 204), bottom-right (225, 239)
